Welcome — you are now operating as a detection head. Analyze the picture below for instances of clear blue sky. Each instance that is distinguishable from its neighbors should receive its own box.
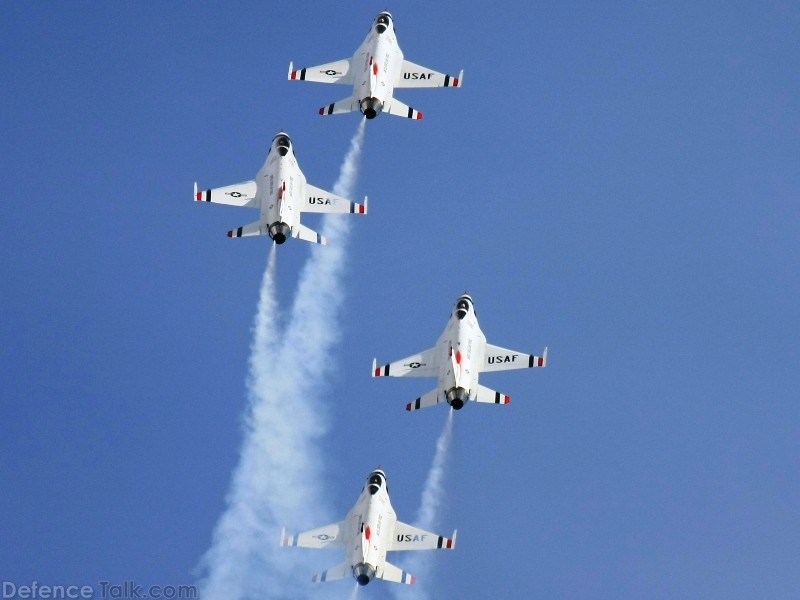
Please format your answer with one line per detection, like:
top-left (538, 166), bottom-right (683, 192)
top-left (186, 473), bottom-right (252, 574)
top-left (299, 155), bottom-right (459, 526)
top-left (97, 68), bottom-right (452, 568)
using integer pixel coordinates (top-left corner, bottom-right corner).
top-left (2, 2), bottom-right (798, 599)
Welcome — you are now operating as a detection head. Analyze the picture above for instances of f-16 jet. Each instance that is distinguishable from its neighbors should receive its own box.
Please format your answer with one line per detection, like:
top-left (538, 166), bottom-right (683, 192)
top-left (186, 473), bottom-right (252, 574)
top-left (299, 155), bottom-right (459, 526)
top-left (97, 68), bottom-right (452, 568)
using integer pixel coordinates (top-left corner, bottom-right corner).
top-left (281, 468), bottom-right (456, 586)
top-left (373, 294), bottom-right (548, 411)
top-left (194, 132), bottom-right (367, 245)
top-left (288, 11), bottom-right (463, 120)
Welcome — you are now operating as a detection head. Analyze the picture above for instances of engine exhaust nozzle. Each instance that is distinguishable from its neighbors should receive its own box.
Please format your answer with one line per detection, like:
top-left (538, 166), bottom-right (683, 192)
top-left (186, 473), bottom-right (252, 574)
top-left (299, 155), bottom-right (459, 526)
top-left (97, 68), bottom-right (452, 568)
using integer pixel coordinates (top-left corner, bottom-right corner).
top-left (353, 563), bottom-right (376, 586)
top-left (360, 97), bottom-right (383, 120)
top-left (268, 222), bottom-right (291, 244)
top-left (446, 387), bottom-right (469, 410)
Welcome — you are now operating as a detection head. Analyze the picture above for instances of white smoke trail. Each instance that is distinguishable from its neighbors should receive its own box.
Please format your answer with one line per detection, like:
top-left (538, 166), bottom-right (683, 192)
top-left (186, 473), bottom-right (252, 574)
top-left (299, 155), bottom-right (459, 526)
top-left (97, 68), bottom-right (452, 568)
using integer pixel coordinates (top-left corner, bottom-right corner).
top-left (347, 583), bottom-right (360, 600)
top-left (199, 119), bottom-right (367, 600)
top-left (396, 409), bottom-right (455, 600)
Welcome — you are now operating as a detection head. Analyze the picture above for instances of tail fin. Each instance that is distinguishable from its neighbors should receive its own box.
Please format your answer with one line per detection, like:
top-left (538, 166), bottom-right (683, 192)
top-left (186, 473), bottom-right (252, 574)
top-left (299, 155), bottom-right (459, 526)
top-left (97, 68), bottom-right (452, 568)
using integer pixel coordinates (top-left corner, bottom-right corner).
top-left (378, 560), bottom-right (416, 585)
top-left (473, 384), bottom-right (511, 405)
top-left (406, 388), bottom-right (442, 412)
top-left (311, 561), bottom-right (350, 583)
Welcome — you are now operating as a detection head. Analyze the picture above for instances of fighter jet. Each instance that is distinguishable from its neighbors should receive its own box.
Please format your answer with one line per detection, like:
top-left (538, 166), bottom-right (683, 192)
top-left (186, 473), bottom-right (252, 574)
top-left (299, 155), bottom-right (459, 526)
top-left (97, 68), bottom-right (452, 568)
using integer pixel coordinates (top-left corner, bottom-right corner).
top-left (288, 11), bottom-right (463, 120)
top-left (280, 468), bottom-right (456, 586)
top-left (373, 294), bottom-right (548, 411)
top-left (194, 132), bottom-right (367, 245)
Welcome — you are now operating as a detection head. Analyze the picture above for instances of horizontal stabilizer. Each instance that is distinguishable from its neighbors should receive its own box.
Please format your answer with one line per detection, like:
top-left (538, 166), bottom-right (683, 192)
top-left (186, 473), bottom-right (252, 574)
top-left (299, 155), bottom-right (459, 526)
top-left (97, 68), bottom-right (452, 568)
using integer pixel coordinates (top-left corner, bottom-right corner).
top-left (311, 561), bottom-right (349, 583)
top-left (473, 384), bottom-right (510, 405)
top-left (227, 220), bottom-right (264, 238)
top-left (319, 94), bottom-right (359, 116)
top-left (406, 388), bottom-right (442, 412)
top-left (379, 561), bottom-right (416, 585)
top-left (292, 223), bottom-right (328, 245)
top-left (383, 96), bottom-right (423, 120)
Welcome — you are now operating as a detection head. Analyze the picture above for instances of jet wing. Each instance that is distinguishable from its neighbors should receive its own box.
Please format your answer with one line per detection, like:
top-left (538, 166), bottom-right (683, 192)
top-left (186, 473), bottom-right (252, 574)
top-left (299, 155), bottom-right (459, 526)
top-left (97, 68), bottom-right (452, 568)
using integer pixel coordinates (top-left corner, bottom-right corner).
top-left (373, 348), bottom-right (437, 378)
top-left (394, 61), bottom-right (463, 89)
top-left (482, 344), bottom-right (548, 373)
top-left (389, 521), bottom-right (457, 551)
top-left (303, 184), bottom-right (368, 215)
top-left (288, 59), bottom-right (355, 85)
top-left (280, 523), bottom-right (345, 549)
top-left (194, 181), bottom-right (258, 208)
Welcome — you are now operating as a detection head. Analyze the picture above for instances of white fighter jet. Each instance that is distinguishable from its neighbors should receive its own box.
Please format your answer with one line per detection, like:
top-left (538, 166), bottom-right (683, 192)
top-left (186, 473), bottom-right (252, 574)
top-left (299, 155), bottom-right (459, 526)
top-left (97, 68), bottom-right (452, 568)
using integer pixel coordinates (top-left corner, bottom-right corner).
top-left (194, 132), bottom-right (367, 245)
top-left (280, 468), bottom-right (456, 586)
top-left (373, 294), bottom-right (548, 411)
top-left (288, 11), bottom-right (463, 120)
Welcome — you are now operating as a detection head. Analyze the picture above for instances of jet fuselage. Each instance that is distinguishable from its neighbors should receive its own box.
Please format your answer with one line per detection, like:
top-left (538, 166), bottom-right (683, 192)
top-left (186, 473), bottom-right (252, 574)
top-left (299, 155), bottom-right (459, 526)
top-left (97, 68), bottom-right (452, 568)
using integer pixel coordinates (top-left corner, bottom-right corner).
top-left (352, 13), bottom-right (404, 118)
top-left (343, 470), bottom-right (397, 585)
top-left (435, 295), bottom-right (486, 409)
top-left (254, 134), bottom-right (306, 243)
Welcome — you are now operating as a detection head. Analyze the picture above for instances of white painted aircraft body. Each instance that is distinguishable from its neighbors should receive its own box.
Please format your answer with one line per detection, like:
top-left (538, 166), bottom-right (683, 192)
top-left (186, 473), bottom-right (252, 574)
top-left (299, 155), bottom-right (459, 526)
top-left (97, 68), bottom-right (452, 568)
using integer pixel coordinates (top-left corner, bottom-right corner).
top-left (373, 294), bottom-right (548, 411)
top-left (194, 132), bottom-right (366, 245)
top-left (288, 12), bottom-right (463, 120)
top-left (281, 468), bottom-right (456, 586)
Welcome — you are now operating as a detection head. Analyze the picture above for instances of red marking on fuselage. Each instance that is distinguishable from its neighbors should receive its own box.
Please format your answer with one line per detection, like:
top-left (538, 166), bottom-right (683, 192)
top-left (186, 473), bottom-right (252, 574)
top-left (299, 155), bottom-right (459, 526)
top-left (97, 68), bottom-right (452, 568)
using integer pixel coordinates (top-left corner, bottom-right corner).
top-left (365, 526), bottom-right (371, 541)
top-left (455, 351), bottom-right (461, 364)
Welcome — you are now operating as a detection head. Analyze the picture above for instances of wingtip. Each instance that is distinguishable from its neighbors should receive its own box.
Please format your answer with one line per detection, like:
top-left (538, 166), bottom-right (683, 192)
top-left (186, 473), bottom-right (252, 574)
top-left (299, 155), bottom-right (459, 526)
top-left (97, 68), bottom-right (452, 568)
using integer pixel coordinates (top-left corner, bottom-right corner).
top-left (458, 69), bottom-right (464, 86)
top-left (279, 526), bottom-right (286, 546)
top-left (543, 346), bottom-right (549, 367)
top-left (363, 196), bottom-right (369, 214)
top-left (287, 61), bottom-right (294, 79)
top-left (452, 529), bottom-right (458, 547)
top-left (371, 358), bottom-right (377, 377)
